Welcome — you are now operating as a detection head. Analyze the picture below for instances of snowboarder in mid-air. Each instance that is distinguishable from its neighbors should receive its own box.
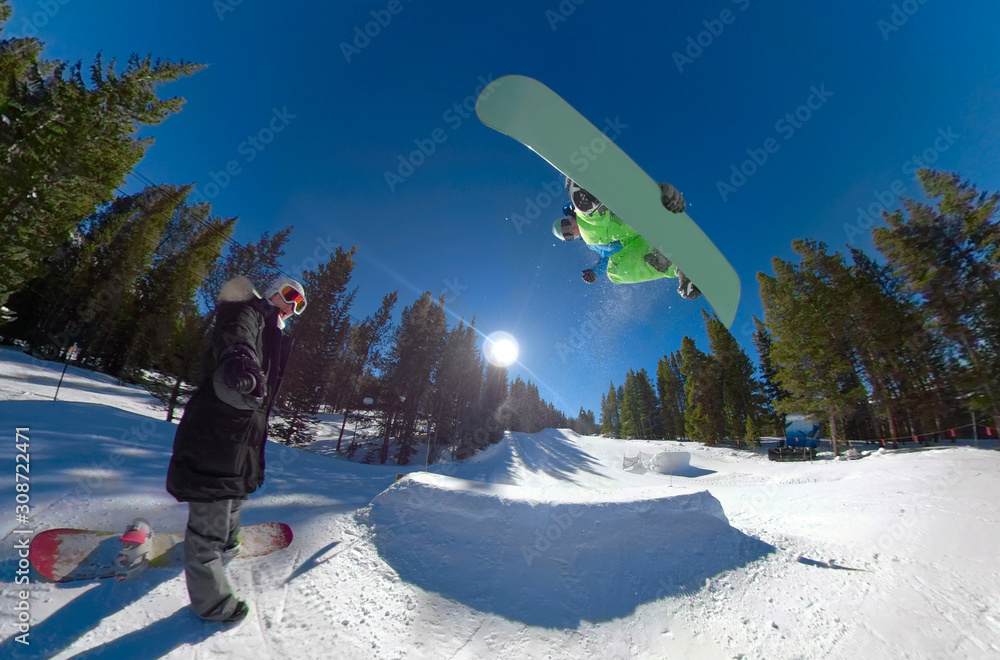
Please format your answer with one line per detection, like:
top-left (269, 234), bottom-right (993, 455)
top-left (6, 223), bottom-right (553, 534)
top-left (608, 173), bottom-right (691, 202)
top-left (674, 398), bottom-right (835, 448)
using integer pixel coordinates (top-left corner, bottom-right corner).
top-left (552, 179), bottom-right (701, 299)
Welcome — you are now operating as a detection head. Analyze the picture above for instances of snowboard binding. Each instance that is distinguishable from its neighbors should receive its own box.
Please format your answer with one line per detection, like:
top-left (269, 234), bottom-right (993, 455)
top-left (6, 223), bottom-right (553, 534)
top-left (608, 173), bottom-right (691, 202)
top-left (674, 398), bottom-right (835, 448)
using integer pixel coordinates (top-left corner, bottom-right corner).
top-left (115, 518), bottom-right (154, 581)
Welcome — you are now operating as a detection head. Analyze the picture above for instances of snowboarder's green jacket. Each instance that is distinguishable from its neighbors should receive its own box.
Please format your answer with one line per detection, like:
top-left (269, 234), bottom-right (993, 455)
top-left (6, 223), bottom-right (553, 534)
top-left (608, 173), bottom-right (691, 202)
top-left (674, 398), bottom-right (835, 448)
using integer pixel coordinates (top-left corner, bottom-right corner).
top-left (574, 208), bottom-right (678, 284)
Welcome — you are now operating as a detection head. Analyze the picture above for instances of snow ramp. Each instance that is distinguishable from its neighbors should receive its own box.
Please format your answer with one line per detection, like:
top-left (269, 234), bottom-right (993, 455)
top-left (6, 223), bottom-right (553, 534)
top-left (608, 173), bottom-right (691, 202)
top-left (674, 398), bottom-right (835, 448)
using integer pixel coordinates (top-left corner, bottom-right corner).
top-left (360, 472), bottom-right (773, 628)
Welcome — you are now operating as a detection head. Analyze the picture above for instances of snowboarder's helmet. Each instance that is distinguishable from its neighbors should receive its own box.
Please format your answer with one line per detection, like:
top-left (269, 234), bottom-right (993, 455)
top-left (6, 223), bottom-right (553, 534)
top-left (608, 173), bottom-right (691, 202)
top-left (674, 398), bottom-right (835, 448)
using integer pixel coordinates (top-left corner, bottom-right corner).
top-left (566, 179), bottom-right (602, 215)
top-left (552, 217), bottom-right (575, 241)
top-left (264, 277), bottom-right (307, 315)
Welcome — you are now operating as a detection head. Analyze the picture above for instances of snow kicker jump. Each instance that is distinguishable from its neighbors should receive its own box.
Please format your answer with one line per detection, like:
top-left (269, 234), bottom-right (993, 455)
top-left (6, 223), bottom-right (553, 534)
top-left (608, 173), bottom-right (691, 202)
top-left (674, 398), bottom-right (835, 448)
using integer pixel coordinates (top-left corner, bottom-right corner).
top-left (361, 472), bottom-right (772, 628)
top-left (476, 74), bottom-right (740, 328)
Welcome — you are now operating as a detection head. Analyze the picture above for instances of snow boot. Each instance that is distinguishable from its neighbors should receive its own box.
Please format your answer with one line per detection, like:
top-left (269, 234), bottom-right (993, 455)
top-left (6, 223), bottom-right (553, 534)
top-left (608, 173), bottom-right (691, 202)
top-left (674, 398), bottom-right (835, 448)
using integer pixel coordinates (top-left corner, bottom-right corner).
top-left (222, 539), bottom-right (242, 566)
top-left (644, 249), bottom-right (672, 273)
top-left (658, 182), bottom-right (686, 214)
top-left (566, 178), bottom-right (607, 216)
top-left (222, 600), bottom-right (250, 625)
top-left (676, 269), bottom-right (702, 300)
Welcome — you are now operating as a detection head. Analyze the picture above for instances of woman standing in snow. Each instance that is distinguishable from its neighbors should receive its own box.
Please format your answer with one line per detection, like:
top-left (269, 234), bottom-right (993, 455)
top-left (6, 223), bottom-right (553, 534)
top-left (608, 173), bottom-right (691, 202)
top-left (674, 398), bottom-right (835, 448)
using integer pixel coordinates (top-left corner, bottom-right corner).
top-left (166, 276), bottom-right (305, 624)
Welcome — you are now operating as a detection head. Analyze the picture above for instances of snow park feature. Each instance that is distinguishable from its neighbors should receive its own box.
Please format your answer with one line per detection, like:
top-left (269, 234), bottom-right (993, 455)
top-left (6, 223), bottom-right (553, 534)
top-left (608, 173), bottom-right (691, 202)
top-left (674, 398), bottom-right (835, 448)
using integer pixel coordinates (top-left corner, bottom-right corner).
top-left (622, 450), bottom-right (715, 477)
top-left (2, 347), bottom-right (1000, 658)
top-left (360, 472), bottom-right (771, 628)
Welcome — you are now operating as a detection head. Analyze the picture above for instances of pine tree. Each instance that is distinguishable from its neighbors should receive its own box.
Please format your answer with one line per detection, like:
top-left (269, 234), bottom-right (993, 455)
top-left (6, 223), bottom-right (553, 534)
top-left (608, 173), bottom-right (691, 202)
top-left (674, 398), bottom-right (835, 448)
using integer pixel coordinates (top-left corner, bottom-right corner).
top-left (333, 291), bottom-right (397, 452)
top-left (657, 351), bottom-right (686, 440)
top-left (150, 301), bottom-right (207, 421)
top-left (274, 247), bottom-right (359, 446)
top-left (752, 317), bottom-right (787, 437)
top-left (429, 318), bottom-right (483, 460)
top-left (3, 185), bottom-right (188, 360)
top-left (844, 247), bottom-right (952, 443)
top-left (620, 370), bottom-right (641, 438)
top-left (470, 363), bottom-right (508, 450)
top-left (872, 169), bottom-right (1000, 427)
top-left (680, 336), bottom-right (725, 445)
top-left (116, 202), bottom-right (235, 378)
top-left (704, 310), bottom-right (763, 446)
top-left (380, 292), bottom-right (447, 464)
top-left (636, 368), bottom-right (661, 438)
top-left (0, 13), bottom-right (203, 309)
top-left (600, 381), bottom-right (621, 438)
top-left (757, 240), bottom-right (868, 454)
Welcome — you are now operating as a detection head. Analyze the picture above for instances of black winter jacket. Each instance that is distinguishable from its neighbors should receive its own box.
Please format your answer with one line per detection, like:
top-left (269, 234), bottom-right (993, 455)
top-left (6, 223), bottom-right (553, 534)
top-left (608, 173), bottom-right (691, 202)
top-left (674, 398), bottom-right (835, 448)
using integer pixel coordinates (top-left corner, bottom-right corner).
top-left (166, 278), bottom-right (293, 503)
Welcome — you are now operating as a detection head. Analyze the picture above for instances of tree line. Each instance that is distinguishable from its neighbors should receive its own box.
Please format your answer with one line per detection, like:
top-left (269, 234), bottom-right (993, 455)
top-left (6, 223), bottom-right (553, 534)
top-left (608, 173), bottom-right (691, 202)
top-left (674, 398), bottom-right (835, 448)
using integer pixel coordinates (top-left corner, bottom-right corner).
top-left (599, 170), bottom-right (999, 455)
top-left (0, 6), bottom-right (582, 464)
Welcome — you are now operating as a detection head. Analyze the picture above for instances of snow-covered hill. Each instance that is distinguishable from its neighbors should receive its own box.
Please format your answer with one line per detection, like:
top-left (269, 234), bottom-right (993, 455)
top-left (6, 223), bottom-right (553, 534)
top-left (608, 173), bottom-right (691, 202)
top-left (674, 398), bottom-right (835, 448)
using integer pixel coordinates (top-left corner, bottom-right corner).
top-left (1, 347), bottom-right (999, 659)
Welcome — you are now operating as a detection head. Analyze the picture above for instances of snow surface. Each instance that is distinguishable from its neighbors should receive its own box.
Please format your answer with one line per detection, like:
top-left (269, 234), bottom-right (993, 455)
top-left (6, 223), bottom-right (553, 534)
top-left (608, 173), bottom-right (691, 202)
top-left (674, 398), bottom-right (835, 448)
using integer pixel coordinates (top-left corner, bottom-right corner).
top-left (1, 346), bottom-right (999, 659)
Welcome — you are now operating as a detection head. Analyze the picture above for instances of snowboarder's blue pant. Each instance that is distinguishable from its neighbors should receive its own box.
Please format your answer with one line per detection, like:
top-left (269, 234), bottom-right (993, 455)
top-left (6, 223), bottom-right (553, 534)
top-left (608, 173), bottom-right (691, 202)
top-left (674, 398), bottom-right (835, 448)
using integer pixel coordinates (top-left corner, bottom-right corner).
top-left (184, 499), bottom-right (243, 620)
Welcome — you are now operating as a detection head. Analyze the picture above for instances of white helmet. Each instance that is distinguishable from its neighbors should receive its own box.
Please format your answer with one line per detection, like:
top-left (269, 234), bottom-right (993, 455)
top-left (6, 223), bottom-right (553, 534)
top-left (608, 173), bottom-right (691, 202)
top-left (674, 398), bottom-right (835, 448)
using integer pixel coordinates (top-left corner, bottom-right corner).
top-left (552, 216), bottom-right (575, 241)
top-left (263, 277), bottom-right (307, 315)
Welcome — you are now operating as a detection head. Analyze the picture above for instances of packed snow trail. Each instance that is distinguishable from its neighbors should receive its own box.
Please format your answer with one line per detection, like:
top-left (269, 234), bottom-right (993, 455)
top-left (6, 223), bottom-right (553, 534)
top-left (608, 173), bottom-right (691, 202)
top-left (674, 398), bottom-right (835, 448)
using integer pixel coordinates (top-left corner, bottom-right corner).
top-left (1, 348), bottom-right (999, 659)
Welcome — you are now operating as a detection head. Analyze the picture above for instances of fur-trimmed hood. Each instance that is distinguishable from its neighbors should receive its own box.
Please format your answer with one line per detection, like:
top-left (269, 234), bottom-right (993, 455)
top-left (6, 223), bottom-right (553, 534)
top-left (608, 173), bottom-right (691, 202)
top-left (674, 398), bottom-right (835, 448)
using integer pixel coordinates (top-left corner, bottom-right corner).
top-left (217, 276), bottom-right (261, 304)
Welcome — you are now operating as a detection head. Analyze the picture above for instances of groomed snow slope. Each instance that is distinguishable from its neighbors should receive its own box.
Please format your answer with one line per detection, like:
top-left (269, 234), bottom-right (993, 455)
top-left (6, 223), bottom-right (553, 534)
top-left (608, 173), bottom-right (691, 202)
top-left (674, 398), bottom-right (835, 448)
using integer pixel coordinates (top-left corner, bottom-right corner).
top-left (1, 348), bottom-right (999, 659)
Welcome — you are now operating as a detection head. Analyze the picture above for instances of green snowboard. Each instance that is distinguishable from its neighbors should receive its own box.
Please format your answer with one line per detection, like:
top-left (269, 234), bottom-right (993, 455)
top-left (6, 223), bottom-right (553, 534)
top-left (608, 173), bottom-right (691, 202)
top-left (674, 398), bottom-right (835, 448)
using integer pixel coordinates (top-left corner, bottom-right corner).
top-left (476, 74), bottom-right (740, 328)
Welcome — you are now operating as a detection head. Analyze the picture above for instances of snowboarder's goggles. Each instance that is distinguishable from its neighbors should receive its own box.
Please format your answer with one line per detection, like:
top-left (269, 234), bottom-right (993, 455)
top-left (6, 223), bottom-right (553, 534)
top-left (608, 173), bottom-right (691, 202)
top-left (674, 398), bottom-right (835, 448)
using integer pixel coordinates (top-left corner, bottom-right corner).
top-left (277, 285), bottom-right (307, 314)
top-left (559, 217), bottom-right (575, 240)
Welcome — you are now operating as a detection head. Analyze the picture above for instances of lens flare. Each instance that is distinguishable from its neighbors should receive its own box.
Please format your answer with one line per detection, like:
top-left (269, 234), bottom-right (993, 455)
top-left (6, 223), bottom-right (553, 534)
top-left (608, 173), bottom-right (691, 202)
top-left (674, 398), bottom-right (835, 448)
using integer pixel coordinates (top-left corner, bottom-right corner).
top-left (484, 331), bottom-right (519, 367)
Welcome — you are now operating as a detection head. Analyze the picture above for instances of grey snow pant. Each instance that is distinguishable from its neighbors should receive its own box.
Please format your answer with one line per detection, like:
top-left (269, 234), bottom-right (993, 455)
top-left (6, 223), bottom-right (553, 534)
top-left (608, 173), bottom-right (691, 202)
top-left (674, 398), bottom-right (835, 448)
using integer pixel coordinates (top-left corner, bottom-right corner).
top-left (184, 499), bottom-right (243, 620)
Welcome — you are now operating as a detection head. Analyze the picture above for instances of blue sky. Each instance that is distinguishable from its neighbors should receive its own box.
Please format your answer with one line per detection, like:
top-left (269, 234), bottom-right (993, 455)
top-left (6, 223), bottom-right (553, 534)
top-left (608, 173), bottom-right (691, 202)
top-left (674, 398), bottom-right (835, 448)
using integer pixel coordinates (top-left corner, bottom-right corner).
top-left (8, 0), bottom-right (1000, 419)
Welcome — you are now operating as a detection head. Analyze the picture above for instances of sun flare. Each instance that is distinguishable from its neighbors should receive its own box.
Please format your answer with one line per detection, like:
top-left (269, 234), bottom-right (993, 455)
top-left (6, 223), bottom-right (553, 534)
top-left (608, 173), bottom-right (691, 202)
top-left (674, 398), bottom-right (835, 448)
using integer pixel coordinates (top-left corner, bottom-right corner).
top-left (484, 332), bottom-right (519, 367)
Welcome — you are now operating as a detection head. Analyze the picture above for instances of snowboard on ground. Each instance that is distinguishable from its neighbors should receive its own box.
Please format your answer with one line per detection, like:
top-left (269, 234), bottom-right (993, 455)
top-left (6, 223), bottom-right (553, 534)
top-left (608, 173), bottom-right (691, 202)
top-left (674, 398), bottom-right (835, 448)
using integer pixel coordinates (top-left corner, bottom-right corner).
top-left (475, 74), bottom-right (740, 328)
top-left (29, 520), bottom-right (293, 582)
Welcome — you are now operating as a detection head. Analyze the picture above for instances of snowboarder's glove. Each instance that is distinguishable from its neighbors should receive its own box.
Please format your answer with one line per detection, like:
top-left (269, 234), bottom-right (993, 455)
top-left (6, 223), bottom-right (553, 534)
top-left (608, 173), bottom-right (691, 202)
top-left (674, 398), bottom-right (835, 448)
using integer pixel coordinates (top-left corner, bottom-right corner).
top-left (219, 345), bottom-right (266, 398)
top-left (582, 269), bottom-right (597, 284)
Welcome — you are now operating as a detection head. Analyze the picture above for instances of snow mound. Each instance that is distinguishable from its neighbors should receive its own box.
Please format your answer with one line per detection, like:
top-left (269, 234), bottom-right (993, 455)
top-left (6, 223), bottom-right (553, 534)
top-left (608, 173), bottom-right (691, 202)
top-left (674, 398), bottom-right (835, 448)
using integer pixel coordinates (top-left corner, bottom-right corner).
top-left (361, 472), bottom-right (774, 628)
top-left (623, 450), bottom-right (715, 477)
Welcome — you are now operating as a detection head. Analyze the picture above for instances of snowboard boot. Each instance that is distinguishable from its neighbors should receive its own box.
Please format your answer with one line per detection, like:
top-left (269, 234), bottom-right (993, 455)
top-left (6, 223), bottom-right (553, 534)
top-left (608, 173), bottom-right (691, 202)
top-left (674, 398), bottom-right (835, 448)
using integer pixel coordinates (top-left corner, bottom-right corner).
top-left (223, 600), bottom-right (250, 625)
top-left (644, 249), bottom-right (673, 273)
top-left (222, 539), bottom-right (242, 566)
top-left (658, 182), bottom-right (686, 214)
top-left (566, 178), bottom-right (607, 216)
top-left (676, 269), bottom-right (702, 300)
